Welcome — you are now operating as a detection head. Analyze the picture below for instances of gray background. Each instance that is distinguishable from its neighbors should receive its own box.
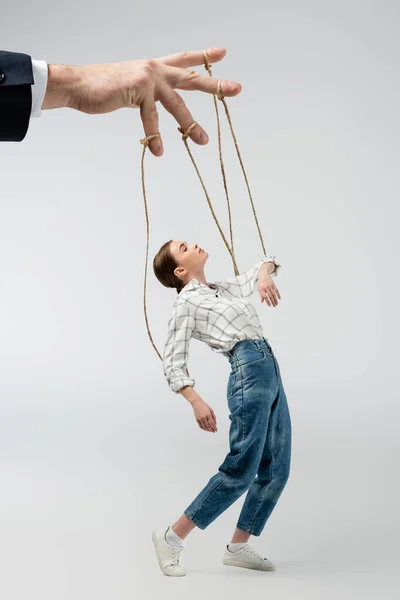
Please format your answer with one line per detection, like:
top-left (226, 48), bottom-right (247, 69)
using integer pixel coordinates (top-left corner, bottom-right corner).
top-left (1, 1), bottom-right (399, 598)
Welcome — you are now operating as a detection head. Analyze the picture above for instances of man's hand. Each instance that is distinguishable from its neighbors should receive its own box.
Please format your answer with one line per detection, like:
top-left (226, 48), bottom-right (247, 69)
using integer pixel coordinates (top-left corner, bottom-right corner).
top-left (191, 397), bottom-right (218, 433)
top-left (258, 271), bottom-right (281, 307)
top-left (42, 47), bottom-right (242, 157)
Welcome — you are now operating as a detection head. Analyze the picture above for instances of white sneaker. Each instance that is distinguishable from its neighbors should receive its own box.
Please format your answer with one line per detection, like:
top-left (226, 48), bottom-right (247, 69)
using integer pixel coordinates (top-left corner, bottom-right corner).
top-left (223, 543), bottom-right (275, 571)
top-left (152, 527), bottom-right (186, 577)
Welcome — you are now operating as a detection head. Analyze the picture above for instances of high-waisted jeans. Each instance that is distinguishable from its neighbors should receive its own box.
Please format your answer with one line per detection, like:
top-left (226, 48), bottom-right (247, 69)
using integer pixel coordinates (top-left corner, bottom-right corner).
top-left (184, 337), bottom-right (292, 536)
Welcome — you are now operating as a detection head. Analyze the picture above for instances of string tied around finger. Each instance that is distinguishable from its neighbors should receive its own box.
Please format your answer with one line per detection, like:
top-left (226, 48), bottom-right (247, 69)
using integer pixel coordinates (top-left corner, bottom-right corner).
top-left (202, 50), bottom-right (224, 100)
top-left (203, 49), bottom-right (213, 75)
top-left (140, 48), bottom-right (267, 369)
top-left (140, 132), bottom-right (161, 147)
top-left (178, 121), bottom-right (198, 140)
top-left (216, 79), bottom-right (224, 101)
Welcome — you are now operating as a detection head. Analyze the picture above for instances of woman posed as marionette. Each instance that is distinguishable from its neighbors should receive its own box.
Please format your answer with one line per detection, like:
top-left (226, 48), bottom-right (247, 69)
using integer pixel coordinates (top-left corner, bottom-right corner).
top-left (150, 239), bottom-right (291, 576)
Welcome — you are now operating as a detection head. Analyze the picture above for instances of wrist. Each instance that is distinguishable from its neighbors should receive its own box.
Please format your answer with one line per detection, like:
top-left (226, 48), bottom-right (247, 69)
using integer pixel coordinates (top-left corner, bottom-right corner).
top-left (179, 386), bottom-right (201, 405)
top-left (189, 395), bottom-right (202, 407)
top-left (259, 262), bottom-right (275, 276)
top-left (42, 64), bottom-right (83, 110)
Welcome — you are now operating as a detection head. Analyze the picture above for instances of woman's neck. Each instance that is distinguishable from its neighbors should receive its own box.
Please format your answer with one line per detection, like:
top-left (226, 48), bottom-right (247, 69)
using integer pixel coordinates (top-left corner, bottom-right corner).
top-left (186, 269), bottom-right (209, 287)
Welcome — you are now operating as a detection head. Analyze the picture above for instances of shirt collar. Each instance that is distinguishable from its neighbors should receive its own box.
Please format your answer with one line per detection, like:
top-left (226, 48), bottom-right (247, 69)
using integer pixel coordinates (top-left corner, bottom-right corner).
top-left (181, 278), bottom-right (217, 292)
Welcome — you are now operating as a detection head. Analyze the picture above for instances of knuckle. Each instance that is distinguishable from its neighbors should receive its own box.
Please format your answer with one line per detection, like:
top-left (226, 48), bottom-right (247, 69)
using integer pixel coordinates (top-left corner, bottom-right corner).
top-left (136, 68), bottom-right (152, 87)
top-left (173, 93), bottom-right (185, 109)
top-left (144, 58), bottom-right (158, 70)
top-left (148, 106), bottom-right (159, 120)
top-left (187, 69), bottom-right (200, 79)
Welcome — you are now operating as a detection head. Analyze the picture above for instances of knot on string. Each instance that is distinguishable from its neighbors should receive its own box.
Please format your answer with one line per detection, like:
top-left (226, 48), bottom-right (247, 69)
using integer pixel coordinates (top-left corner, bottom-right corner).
top-left (203, 49), bottom-right (212, 74)
top-left (216, 79), bottom-right (224, 101)
top-left (140, 50), bottom-right (267, 364)
top-left (178, 121), bottom-right (197, 140)
top-left (202, 50), bottom-right (224, 100)
top-left (140, 133), bottom-right (161, 147)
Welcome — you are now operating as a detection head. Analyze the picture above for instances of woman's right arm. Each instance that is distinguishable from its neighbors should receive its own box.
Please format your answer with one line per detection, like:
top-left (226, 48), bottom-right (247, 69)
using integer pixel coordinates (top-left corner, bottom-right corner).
top-left (163, 302), bottom-right (196, 393)
top-left (163, 303), bottom-right (217, 432)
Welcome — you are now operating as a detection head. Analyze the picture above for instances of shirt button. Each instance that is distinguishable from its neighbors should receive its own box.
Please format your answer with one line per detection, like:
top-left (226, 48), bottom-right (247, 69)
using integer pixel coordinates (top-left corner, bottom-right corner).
top-left (0, 70), bottom-right (5, 84)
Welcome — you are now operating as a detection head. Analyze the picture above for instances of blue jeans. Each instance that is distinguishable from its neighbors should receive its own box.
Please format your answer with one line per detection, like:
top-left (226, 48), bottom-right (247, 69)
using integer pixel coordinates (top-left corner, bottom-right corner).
top-left (184, 337), bottom-right (292, 536)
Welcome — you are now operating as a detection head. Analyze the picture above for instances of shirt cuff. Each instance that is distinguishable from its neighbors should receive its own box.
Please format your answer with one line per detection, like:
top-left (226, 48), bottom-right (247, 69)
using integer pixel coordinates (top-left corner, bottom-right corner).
top-left (31, 59), bottom-right (48, 118)
top-left (260, 255), bottom-right (281, 277)
top-left (168, 376), bottom-right (196, 394)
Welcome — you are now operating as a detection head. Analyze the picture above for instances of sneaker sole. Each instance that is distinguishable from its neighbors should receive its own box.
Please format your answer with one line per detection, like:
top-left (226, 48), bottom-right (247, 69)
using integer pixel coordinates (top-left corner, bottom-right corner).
top-left (223, 557), bottom-right (275, 571)
top-left (151, 531), bottom-right (186, 577)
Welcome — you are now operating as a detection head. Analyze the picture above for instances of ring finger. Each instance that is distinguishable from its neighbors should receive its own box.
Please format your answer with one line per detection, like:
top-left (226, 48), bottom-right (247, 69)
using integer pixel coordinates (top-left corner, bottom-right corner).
top-left (140, 94), bottom-right (163, 156)
top-left (271, 287), bottom-right (280, 305)
top-left (203, 418), bottom-right (214, 432)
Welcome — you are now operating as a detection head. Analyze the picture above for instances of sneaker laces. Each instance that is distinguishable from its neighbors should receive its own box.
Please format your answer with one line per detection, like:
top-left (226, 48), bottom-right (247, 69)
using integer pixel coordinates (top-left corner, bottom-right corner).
top-left (244, 545), bottom-right (268, 561)
top-left (168, 545), bottom-right (183, 568)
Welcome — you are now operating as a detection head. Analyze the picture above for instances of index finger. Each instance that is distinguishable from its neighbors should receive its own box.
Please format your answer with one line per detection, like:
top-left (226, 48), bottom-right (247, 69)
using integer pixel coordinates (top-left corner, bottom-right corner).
top-left (156, 47), bottom-right (227, 68)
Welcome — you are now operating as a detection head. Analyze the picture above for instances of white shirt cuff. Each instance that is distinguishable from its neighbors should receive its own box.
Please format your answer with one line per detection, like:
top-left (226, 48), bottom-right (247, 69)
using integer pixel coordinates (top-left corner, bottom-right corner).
top-left (31, 60), bottom-right (48, 118)
top-left (260, 255), bottom-right (281, 277)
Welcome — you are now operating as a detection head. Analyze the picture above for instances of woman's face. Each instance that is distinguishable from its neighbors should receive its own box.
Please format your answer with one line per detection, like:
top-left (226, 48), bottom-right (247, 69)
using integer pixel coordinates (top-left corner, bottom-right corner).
top-left (170, 240), bottom-right (209, 278)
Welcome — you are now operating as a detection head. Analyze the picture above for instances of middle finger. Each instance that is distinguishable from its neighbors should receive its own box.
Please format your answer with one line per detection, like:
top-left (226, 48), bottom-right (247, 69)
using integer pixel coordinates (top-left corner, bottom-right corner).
top-left (268, 289), bottom-right (278, 306)
top-left (272, 287), bottom-right (281, 304)
top-left (163, 65), bottom-right (242, 97)
top-left (157, 82), bottom-right (209, 145)
top-left (202, 419), bottom-right (213, 432)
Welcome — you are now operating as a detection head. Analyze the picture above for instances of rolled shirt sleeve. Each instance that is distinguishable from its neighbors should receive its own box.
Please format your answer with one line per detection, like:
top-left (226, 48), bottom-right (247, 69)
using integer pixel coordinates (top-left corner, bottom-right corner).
top-left (163, 302), bottom-right (196, 393)
top-left (214, 254), bottom-right (281, 298)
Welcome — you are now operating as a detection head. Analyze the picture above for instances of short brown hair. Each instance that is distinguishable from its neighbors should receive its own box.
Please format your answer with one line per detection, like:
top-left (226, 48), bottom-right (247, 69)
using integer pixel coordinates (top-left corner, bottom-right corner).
top-left (153, 240), bottom-right (184, 294)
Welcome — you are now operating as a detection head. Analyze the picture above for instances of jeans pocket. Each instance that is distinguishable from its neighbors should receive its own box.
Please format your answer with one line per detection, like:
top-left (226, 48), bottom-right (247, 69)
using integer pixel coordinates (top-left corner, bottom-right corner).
top-left (227, 370), bottom-right (237, 398)
top-left (237, 346), bottom-right (267, 367)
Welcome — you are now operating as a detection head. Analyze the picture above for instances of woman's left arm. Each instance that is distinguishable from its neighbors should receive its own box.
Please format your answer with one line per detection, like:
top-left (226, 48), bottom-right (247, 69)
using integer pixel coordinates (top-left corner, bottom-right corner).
top-left (215, 254), bottom-right (281, 299)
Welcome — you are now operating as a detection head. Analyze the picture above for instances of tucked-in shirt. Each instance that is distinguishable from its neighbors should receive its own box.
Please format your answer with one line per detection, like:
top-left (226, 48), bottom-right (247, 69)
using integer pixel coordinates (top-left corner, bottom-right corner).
top-left (163, 254), bottom-right (281, 393)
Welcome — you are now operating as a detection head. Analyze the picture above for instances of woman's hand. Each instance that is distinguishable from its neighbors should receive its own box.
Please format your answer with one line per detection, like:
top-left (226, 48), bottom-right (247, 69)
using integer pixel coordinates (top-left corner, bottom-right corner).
top-left (42, 47), bottom-right (242, 157)
top-left (258, 272), bottom-right (281, 307)
top-left (191, 397), bottom-right (218, 433)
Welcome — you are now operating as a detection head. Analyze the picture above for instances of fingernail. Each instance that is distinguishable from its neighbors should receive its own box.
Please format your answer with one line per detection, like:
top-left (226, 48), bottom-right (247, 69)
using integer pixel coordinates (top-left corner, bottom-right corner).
top-left (200, 131), bottom-right (209, 142)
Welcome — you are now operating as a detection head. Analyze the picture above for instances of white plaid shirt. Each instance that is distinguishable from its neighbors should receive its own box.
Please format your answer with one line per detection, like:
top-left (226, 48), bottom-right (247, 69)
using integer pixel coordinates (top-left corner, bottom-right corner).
top-left (163, 254), bottom-right (281, 393)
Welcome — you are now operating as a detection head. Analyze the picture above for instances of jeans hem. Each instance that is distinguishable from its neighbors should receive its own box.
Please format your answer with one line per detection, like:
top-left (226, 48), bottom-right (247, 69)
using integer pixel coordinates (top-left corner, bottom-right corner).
top-left (184, 511), bottom-right (207, 530)
top-left (236, 522), bottom-right (262, 536)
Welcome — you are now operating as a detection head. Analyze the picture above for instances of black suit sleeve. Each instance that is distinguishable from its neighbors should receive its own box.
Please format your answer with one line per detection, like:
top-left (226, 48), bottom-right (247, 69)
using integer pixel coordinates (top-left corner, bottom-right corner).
top-left (0, 51), bottom-right (34, 142)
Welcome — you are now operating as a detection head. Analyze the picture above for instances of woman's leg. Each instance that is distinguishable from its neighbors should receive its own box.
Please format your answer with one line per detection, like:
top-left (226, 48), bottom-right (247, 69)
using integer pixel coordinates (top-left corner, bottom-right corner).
top-left (182, 347), bottom-right (278, 531)
top-left (170, 514), bottom-right (197, 540)
top-left (234, 353), bottom-right (292, 537)
top-left (230, 526), bottom-right (251, 544)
